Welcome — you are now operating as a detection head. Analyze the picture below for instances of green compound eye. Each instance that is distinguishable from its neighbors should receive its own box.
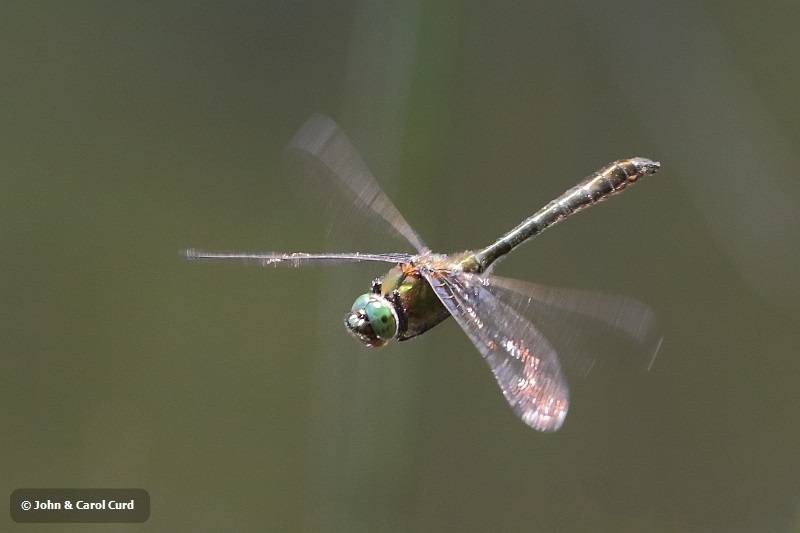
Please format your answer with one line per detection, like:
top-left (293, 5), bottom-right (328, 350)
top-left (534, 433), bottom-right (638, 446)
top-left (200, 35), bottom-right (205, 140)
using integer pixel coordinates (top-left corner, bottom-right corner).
top-left (350, 294), bottom-right (371, 313)
top-left (365, 300), bottom-right (397, 341)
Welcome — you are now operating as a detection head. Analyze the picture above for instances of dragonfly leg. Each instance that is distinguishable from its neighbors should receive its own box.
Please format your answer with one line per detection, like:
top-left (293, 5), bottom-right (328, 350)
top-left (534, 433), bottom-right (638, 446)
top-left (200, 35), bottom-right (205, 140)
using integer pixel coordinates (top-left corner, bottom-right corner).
top-left (385, 289), bottom-right (408, 337)
top-left (370, 278), bottom-right (382, 294)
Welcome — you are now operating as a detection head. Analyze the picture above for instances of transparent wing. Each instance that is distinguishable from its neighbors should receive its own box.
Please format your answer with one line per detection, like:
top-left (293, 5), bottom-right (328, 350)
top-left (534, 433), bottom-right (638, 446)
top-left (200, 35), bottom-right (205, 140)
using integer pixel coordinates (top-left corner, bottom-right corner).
top-left (483, 276), bottom-right (662, 374)
top-left (421, 268), bottom-right (569, 432)
top-left (285, 114), bottom-right (427, 253)
top-left (185, 250), bottom-right (413, 267)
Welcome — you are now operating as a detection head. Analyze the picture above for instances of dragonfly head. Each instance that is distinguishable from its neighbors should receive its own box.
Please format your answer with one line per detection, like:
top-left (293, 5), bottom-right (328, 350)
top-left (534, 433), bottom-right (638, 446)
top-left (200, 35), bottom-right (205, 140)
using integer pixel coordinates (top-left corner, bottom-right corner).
top-left (344, 293), bottom-right (399, 348)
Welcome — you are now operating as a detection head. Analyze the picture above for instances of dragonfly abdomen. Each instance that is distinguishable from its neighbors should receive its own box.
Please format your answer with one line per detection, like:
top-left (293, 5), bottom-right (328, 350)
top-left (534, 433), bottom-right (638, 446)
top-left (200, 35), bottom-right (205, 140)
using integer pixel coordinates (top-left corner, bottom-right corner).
top-left (544, 157), bottom-right (657, 225)
top-left (475, 157), bottom-right (659, 269)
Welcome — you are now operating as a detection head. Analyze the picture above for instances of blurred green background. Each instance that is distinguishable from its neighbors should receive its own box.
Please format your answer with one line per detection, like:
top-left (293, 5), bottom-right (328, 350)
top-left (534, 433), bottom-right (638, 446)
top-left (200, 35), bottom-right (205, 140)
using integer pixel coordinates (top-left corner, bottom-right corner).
top-left (2, 1), bottom-right (799, 531)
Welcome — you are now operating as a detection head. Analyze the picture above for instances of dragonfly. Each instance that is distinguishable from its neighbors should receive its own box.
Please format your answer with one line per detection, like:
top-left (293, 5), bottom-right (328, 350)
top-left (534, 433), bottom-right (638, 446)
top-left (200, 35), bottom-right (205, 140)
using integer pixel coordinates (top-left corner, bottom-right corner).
top-left (187, 114), bottom-right (661, 432)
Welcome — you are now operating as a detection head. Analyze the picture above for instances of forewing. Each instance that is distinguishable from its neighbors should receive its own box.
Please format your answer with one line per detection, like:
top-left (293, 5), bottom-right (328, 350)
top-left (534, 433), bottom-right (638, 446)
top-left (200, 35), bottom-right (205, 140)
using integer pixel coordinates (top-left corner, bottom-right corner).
top-left (421, 268), bottom-right (569, 432)
top-left (185, 250), bottom-right (413, 268)
top-left (285, 114), bottom-right (427, 253)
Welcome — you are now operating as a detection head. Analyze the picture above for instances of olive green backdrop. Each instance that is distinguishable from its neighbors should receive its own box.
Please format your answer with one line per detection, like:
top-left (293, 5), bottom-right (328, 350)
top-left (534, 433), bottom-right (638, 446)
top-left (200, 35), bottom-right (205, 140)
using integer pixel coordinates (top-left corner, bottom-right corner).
top-left (2, 1), bottom-right (799, 531)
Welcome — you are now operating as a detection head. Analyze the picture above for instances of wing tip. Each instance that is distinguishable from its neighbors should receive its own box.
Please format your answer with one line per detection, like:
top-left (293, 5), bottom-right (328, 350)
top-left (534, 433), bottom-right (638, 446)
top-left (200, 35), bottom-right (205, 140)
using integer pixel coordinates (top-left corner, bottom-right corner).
top-left (519, 402), bottom-right (569, 432)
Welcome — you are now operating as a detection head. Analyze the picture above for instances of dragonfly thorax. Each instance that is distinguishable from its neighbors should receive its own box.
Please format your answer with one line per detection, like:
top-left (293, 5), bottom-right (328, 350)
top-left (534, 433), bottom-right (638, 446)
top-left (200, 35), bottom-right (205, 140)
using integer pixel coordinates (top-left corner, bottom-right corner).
top-left (344, 292), bottom-right (400, 348)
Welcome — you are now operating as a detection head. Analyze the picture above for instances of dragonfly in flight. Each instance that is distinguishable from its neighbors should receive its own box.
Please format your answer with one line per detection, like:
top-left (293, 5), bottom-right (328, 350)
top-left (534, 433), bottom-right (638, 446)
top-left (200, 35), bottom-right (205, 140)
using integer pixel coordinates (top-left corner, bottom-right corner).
top-left (187, 114), bottom-right (661, 432)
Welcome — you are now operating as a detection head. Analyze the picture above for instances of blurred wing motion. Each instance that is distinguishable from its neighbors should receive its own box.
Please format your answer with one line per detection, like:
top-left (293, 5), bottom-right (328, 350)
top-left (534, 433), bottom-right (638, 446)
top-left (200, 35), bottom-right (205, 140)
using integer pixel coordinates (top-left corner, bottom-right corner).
top-left (285, 114), bottom-right (428, 253)
top-left (484, 276), bottom-right (662, 373)
top-left (422, 269), bottom-right (569, 432)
